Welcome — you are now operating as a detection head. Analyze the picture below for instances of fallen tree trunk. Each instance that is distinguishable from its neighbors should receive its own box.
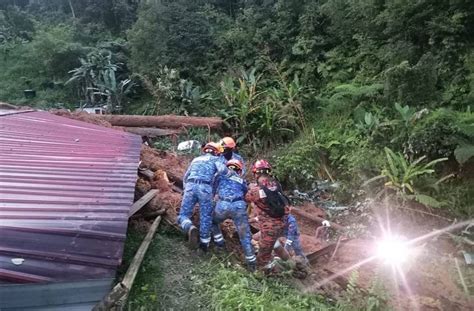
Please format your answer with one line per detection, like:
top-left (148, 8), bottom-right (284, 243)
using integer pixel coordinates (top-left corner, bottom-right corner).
top-left (122, 127), bottom-right (182, 137)
top-left (292, 208), bottom-right (345, 231)
top-left (98, 114), bottom-right (222, 129)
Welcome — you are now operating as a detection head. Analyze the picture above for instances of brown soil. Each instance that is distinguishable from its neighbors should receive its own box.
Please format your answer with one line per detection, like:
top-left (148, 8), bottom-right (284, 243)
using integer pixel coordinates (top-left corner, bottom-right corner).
top-left (301, 198), bottom-right (474, 311)
top-left (292, 203), bottom-right (327, 237)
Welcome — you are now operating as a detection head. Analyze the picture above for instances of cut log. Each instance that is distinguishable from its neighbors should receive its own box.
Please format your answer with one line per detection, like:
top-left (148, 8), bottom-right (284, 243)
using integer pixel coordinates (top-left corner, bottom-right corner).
top-left (93, 216), bottom-right (162, 311)
top-left (123, 127), bottom-right (182, 137)
top-left (292, 209), bottom-right (345, 231)
top-left (138, 168), bottom-right (155, 181)
top-left (98, 114), bottom-right (222, 129)
top-left (166, 171), bottom-right (183, 188)
top-left (128, 189), bottom-right (159, 217)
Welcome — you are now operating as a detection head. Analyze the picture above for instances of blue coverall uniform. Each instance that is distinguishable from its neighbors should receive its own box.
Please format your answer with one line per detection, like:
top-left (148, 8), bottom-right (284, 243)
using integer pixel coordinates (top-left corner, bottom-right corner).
top-left (178, 153), bottom-right (231, 247)
top-left (211, 174), bottom-right (256, 265)
top-left (284, 214), bottom-right (305, 257)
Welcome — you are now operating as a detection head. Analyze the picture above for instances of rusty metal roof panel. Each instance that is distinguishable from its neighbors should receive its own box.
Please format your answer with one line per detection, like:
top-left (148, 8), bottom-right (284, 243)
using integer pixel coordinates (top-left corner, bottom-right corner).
top-left (0, 111), bottom-right (141, 284)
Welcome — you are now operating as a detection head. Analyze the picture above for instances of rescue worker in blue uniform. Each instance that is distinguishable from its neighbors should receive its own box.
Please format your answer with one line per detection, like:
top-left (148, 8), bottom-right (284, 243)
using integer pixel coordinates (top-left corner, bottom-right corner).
top-left (284, 214), bottom-right (306, 260)
top-left (211, 159), bottom-right (256, 271)
top-left (178, 142), bottom-right (233, 252)
top-left (219, 137), bottom-right (246, 174)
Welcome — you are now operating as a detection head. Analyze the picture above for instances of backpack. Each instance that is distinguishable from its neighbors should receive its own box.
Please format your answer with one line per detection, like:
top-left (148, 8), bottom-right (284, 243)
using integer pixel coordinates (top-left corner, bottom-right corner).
top-left (258, 181), bottom-right (289, 218)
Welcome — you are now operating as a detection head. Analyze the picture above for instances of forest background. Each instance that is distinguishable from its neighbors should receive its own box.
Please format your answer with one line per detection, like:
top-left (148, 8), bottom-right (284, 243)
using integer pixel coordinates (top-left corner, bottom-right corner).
top-left (1, 0), bottom-right (473, 217)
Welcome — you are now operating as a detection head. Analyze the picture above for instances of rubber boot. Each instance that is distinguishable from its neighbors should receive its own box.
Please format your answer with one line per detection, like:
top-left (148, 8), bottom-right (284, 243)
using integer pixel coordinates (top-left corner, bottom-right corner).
top-left (214, 241), bottom-right (226, 254)
top-left (187, 226), bottom-right (199, 250)
top-left (246, 261), bottom-right (256, 273)
top-left (198, 242), bottom-right (209, 255)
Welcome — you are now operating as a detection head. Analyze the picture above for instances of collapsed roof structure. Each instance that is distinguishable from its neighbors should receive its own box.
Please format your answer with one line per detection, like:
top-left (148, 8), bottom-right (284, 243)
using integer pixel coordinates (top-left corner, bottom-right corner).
top-left (0, 110), bottom-right (141, 310)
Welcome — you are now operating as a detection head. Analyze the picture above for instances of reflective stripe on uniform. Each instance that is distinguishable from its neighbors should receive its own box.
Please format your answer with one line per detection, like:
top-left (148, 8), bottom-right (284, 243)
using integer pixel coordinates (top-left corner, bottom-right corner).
top-left (180, 219), bottom-right (192, 228)
top-left (285, 240), bottom-right (293, 246)
top-left (246, 255), bottom-right (256, 262)
top-left (200, 237), bottom-right (211, 244)
top-left (214, 234), bottom-right (224, 242)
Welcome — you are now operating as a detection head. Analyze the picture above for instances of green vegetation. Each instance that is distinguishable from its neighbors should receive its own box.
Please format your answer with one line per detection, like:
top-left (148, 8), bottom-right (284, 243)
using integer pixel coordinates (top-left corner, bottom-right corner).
top-left (2, 0), bottom-right (473, 214)
top-left (2, 1), bottom-right (472, 308)
top-left (122, 227), bottom-right (333, 310)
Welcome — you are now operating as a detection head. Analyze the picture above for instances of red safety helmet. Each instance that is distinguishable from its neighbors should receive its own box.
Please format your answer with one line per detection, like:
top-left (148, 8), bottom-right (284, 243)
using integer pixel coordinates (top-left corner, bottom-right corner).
top-left (220, 137), bottom-right (236, 149)
top-left (203, 142), bottom-right (223, 156)
top-left (252, 159), bottom-right (272, 175)
top-left (226, 159), bottom-right (243, 173)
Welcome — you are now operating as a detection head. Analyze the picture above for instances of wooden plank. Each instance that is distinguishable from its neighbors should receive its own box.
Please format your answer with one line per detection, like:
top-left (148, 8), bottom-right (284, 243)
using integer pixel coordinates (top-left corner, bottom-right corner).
top-left (122, 216), bottom-right (161, 288)
top-left (123, 127), bottom-right (182, 137)
top-left (128, 189), bottom-right (158, 217)
top-left (93, 217), bottom-right (162, 311)
top-left (130, 208), bottom-right (166, 220)
top-left (307, 239), bottom-right (351, 265)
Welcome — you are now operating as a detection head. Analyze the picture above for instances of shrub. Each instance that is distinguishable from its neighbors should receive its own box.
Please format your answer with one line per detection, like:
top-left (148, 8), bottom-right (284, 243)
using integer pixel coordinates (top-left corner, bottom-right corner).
top-left (364, 147), bottom-right (448, 208)
top-left (219, 68), bottom-right (304, 152)
top-left (273, 131), bottom-right (324, 190)
top-left (383, 53), bottom-right (439, 106)
top-left (407, 109), bottom-right (474, 164)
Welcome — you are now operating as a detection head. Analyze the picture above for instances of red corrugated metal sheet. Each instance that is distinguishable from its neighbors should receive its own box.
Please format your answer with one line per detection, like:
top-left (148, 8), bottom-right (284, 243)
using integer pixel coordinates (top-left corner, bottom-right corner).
top-left (0, 111), bottom-right (141, 283)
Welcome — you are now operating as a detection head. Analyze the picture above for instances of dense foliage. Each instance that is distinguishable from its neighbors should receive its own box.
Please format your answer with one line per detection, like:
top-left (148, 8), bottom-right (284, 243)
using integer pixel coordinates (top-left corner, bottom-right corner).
top-left (1, 0), bottom-right (473, 215)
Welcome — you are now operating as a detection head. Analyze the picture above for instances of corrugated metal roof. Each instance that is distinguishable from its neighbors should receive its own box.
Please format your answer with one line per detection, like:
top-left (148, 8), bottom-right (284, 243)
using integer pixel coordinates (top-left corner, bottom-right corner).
top-left (0, 111), bottom-right (141, 284)
top-left (0, 278), bottom-right (114, 310)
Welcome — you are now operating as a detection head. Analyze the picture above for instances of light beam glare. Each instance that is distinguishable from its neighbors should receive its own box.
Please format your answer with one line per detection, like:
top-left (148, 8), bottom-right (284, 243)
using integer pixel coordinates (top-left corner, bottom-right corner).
top-left (313, 213), bottom-right (473, 305)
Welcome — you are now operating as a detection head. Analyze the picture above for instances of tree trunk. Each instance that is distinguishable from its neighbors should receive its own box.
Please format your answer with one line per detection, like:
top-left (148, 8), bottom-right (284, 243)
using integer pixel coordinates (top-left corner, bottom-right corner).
top-left (123, 127), bottom-right (182, 137)
top-left (97, 114), bottom-right (222, 129)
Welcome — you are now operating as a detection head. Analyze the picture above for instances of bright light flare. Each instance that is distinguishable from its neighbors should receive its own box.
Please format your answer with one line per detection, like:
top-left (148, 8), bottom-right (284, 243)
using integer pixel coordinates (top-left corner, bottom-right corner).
top-left (376, 236), bottom-right (411, 266)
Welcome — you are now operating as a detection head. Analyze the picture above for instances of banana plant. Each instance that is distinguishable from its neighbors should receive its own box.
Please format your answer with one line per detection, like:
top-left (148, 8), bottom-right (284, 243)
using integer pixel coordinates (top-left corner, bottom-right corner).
top-left (364, 147), bottom-right (448, 207)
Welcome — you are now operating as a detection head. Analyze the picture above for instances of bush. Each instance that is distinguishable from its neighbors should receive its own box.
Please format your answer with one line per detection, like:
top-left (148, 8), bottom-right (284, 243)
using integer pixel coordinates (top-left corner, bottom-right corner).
top-left (384, 53), bottom-right (439, 106)
top-left (273, 132), bottom-right (324, 190)
top-left (407, 109), bottom-right (474, 164)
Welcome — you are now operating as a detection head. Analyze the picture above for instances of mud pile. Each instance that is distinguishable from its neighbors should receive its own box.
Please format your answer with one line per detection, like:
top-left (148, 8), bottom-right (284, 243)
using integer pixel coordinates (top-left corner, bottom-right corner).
top-left (137, 145), bottom-right (190, 219)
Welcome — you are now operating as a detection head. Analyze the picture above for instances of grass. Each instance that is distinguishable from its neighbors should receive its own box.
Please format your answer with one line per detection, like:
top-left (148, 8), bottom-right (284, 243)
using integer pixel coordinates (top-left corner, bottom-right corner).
top-left (120, 225), bottom-right (333, 310)
top-left (199, 261), bottom-right (331, 310)
top-left (120, 226), bottom-right (210, 310)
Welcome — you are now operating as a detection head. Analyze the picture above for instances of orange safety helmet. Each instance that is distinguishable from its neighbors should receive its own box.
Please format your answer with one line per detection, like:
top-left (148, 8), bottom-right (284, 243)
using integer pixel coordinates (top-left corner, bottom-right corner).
top-left (252, 159), bottom-right (272, 174)
top-left (220, 137), bottom-right (236, 149)
top-left (226, 159), bottom-right (243, 173)
top-left (203, 142), bottom-right (223, 156)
